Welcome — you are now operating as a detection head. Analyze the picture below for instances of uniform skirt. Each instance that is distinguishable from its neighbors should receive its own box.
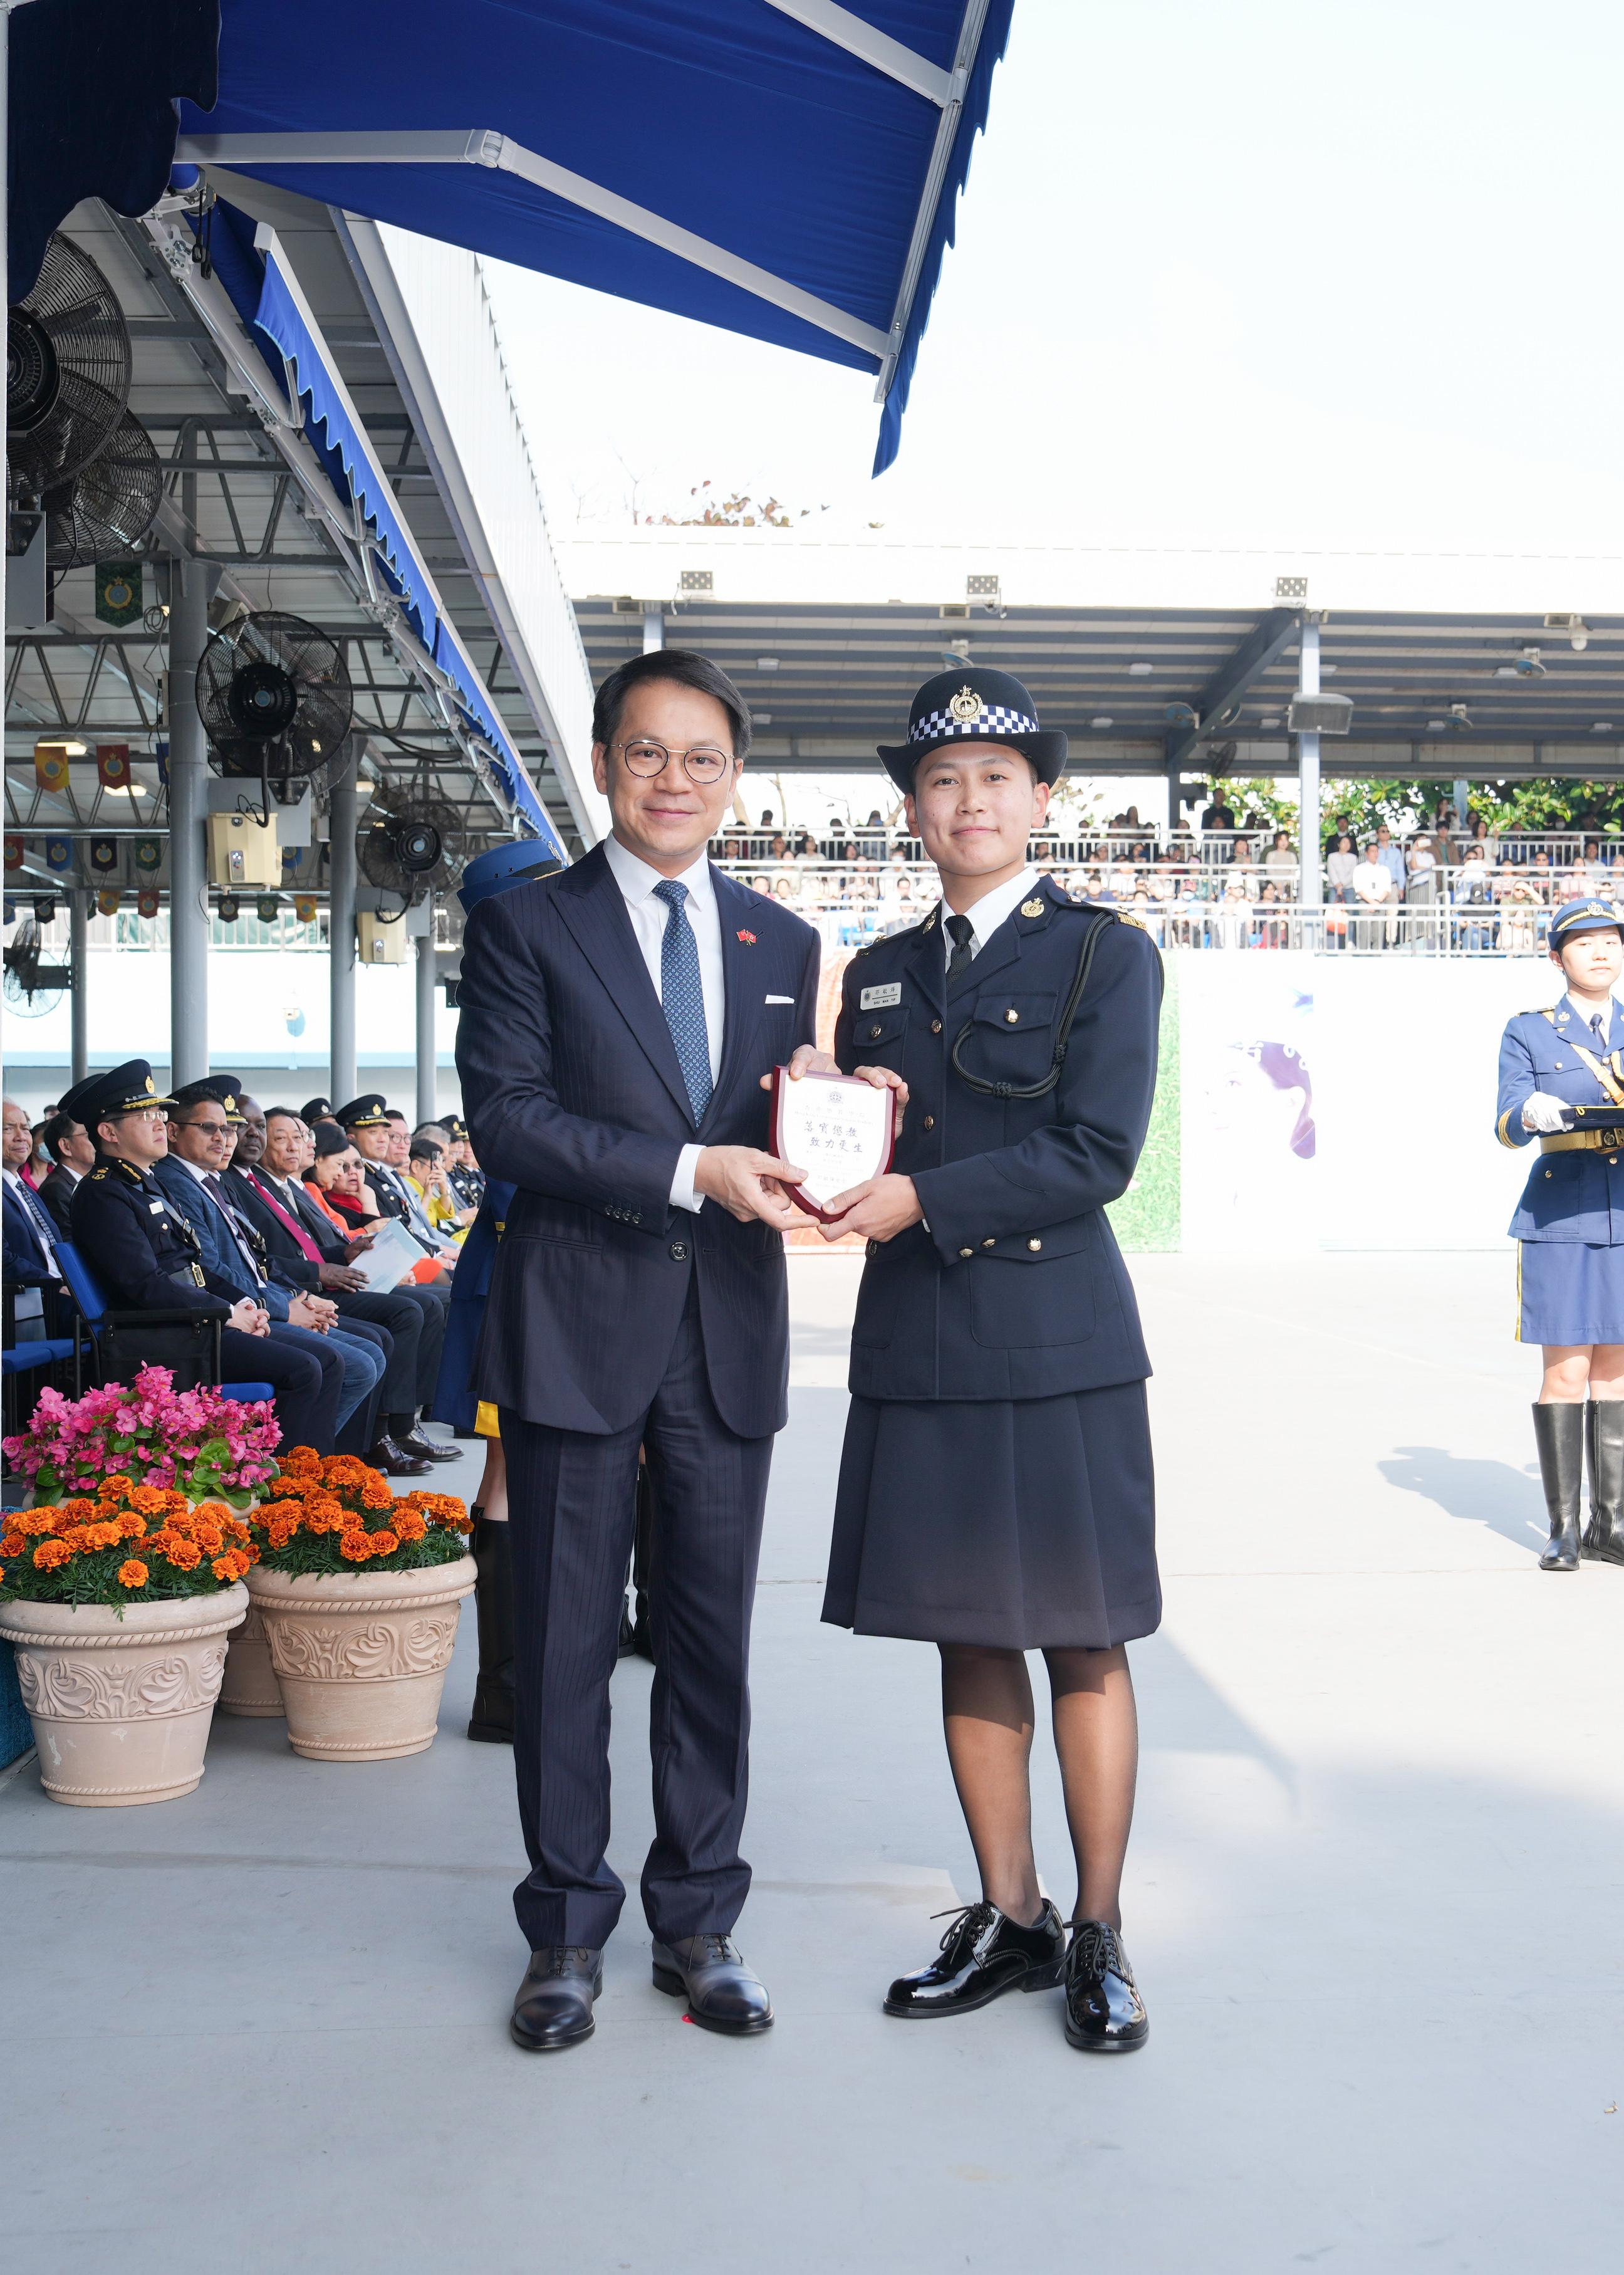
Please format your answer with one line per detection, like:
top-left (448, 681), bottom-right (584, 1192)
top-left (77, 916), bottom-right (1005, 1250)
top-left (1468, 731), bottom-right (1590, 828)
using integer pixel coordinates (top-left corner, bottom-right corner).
top-left (1517, 1239), bottom-right (1624, 1344)
top-left (821, 1381), bottom-right (1161, 1651)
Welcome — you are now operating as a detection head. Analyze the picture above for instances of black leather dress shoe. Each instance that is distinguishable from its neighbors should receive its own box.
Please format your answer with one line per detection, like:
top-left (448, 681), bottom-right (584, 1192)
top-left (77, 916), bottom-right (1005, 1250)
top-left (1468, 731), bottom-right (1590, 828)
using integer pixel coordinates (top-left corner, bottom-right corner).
top-left (397, 1427), bottom-right (462, 1465)
top-left (884, 1898), bottom-right (1066, 2017)
top-left (368, 1436), bottom-right (435, 1478)
top-left (650, 1933), bottom-right (773, 2034)
top-left (511, 1947), bottom-right (603, 2051)
top-left (1063, 1920), bottom-right (1148, 2053)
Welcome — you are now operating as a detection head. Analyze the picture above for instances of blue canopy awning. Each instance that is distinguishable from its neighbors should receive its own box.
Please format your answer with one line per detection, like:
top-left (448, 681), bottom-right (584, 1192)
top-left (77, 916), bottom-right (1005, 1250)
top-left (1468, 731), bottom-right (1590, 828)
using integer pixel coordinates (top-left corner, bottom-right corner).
top-left (194, 196), bottom-right (565, 850)
top-left (174, 1), bottom-right (1015, 474)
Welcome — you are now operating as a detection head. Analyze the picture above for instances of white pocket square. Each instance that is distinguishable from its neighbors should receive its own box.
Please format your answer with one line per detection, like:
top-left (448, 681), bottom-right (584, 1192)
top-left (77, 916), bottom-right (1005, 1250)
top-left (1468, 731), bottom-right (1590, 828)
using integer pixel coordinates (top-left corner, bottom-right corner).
top-left (765, 993), bottom-right (795, 1004)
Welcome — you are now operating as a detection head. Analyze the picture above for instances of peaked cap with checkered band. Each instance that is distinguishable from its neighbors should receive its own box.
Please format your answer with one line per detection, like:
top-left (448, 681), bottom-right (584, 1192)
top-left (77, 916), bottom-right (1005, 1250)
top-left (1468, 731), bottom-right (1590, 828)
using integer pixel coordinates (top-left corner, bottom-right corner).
top-left (878, 666), bottom-right (1068, 794)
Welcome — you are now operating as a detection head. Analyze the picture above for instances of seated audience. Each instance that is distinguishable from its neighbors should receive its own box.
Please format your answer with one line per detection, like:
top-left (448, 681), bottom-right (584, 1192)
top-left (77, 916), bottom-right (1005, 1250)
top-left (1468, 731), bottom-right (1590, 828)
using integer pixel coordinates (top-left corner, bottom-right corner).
top-left (37, 1109), bottom-right (96, 1237)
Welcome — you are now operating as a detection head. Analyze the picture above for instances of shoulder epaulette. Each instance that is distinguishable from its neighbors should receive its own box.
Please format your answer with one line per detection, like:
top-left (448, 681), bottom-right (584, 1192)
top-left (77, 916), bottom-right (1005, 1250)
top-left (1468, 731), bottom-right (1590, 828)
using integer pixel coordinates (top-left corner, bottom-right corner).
top-left (115, 1159), bottom-right (143, 1183)
top-left (90, 1166), bottom-right (108, 1181)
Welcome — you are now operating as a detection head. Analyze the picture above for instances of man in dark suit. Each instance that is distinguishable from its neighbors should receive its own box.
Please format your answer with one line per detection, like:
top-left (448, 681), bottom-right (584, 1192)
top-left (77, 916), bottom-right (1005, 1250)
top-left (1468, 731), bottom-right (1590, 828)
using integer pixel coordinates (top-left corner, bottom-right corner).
top-left (458, 648), bottom-right (820, 2053)
top-left (37, 1109), bottom-right (95, 1237)
top-left (229, 1097), bottom-right (452, 1475)
top-left (3, 1095), bottom-right (68, 1342)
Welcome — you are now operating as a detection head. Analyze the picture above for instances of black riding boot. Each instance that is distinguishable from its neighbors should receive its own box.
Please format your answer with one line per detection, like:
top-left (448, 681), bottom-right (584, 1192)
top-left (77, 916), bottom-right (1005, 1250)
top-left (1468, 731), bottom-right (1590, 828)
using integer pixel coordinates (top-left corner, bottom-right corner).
top-left (1582, 1399), bottom-right (1624, 1564)
top-left (467, 1512), bottom-right (515, 1742)
top-left (1533, 1401), bottom-right (1584, 1571)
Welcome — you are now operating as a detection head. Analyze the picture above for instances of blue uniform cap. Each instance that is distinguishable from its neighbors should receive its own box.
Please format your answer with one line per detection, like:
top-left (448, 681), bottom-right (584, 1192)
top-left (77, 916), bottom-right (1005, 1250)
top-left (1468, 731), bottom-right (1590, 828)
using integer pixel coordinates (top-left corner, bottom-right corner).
top-left (1550, 899), bottom-right (1624, 948)
top-left (457, 839), bottom-right (564, 914)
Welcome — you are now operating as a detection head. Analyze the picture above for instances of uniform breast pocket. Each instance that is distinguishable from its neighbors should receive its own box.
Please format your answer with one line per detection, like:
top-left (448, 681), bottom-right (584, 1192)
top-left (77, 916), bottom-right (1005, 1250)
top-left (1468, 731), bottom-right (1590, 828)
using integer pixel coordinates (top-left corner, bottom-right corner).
top-left (850, 1004), bottom-right (909, 1071)
top-left (954, 991), bottom-right (1059, 1087)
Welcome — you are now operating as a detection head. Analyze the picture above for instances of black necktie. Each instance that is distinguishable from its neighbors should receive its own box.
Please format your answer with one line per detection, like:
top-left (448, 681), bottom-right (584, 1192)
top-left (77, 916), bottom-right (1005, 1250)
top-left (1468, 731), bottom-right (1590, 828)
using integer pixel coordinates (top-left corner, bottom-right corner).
top-left (945, 912), bottom-right (976, 988)
top-left (9, 1175), bottom-right (58, 1273)
top-left (1593, 1012), bottom-right (1610, 1054)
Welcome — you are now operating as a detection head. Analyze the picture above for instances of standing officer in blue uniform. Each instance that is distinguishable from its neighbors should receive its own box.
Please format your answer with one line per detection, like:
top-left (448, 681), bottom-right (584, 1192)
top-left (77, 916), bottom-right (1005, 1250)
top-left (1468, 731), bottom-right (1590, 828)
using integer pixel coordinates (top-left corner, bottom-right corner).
top-left (1496, 897), bottom-right (1624, 1569)
top-left (811, 666), bottom-right (1163, 2054)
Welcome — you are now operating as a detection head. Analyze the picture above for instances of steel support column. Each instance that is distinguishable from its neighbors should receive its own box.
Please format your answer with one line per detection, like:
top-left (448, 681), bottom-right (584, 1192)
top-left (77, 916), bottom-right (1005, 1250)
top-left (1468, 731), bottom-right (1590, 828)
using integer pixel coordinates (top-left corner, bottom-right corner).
top-left (414, 928), bottom-right (438, 1127)
top-left (328, 752), bottom-right (358, 1104)
top-left (642, 605), bottom-right (664, 656)
top-left (166, 555), bottom-right (213, 1087)
top-left (1296, 619), bottom-right (1322, 912)
top-left (68, 889), bottom-right (88, 1085)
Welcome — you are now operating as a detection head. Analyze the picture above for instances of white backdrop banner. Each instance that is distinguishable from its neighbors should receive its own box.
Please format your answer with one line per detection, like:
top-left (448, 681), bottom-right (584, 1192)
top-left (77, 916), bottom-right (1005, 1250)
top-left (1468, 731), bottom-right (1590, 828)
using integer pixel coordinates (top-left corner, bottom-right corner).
top-left (1177, 951), bottom-right (1552, 1253)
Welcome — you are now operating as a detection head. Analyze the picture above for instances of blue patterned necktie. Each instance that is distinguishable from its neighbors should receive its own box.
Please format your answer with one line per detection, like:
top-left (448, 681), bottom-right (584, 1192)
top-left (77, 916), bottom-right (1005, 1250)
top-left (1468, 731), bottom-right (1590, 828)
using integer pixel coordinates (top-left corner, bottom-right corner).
top-left (653, 878), bottom-right (714, 1124)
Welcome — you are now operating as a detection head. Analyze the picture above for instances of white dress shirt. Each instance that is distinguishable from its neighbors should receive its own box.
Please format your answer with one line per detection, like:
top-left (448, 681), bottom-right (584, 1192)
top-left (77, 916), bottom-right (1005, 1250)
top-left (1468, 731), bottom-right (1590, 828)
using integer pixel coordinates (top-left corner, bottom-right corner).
top-left (941, 864), bottom-right (1041, 970)
top-left (603, 834), bottom-right (726, 1213)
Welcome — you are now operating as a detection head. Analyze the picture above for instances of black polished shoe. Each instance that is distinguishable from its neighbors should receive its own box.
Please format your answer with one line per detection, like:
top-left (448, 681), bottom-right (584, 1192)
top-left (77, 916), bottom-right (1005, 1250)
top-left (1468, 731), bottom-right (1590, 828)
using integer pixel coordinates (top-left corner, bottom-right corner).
top-left (650, 1933), bottom-right (773, 2034)
top-left (883, 1898), bottom-right (1066, 2018)
top-left (1063, 1919), bottom-right (1148, 2053)
top-left (1534, 1400), bottom-right (1584, 1570)
top-left (368, 1435), bottom-right (435, 1478)
top-left (467, 1512), bottom-right (515, 1744)
top-left (1582, 1399), bottom-right (1624, 1564)
top-left (510, 1946), bottom-right (603, 2051)
top-left (397, 1426), bottom-right (462, 1465)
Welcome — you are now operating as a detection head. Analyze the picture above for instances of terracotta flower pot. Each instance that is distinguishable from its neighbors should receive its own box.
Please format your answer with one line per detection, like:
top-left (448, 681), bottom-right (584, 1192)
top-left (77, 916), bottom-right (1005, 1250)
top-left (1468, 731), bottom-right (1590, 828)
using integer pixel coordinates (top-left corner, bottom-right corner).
top-left (218, 1601), bottom-right (284, 1718)
top-left (0, 1584), bottom-right (249, 1806)
top-left (246, 1557), bottom-right (476, 1762)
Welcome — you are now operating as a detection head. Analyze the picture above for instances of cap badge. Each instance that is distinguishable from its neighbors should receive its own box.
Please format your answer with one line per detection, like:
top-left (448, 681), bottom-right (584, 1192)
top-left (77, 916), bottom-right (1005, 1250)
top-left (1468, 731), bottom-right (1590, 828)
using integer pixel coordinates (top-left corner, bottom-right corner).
top-left (223, 1096), bottom-right (237, 1114)
top-left (145, 1076), bottom-right (155, 1093)
top-left (949, 685), bottom-right (984, 724)
top-left (1021, 898), bottom-right (1044, 919)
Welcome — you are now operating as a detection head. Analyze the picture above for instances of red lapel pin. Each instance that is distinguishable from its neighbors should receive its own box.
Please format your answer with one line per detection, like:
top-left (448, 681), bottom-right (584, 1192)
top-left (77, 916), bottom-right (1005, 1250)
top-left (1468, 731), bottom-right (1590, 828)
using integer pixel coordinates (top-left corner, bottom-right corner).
top-left (736, 928), bottom-right (757, 944)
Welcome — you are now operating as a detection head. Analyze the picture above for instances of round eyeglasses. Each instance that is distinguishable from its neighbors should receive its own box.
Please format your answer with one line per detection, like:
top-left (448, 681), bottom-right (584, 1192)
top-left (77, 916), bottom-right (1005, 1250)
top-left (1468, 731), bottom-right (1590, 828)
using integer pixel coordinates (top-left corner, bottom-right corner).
top-left (615, 739), bottom-right (735, 785)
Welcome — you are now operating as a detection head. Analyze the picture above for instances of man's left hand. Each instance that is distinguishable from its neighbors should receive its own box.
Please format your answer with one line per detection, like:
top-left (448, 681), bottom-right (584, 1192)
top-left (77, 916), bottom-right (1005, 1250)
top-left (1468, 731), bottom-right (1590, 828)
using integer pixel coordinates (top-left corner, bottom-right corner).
top-left (820, 1173), bottom-right (923, 1243)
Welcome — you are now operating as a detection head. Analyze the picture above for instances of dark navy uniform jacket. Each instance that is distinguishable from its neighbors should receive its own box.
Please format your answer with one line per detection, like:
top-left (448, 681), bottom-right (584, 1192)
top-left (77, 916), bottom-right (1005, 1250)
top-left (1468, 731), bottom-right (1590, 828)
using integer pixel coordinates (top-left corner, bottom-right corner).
top-left (68, 1158), bottom-right (232, 1316)
top-left (1496, 991), bottom-right (1624, 1243)
top-left (457, 844), bottom-right (819, 1438)
top-left (432, 1177), bottom-right (516, 1431)
top-left (835, 876), bottom-right (1162, 1401)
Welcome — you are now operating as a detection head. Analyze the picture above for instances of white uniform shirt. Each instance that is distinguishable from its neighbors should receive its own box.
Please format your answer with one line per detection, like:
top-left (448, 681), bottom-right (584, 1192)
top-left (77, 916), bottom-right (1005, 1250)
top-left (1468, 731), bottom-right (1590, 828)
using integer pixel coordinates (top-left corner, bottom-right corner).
top-left (603, 834), bottom-right (726, 1213)
top-left (941, 864), bottom-right (1042, 970)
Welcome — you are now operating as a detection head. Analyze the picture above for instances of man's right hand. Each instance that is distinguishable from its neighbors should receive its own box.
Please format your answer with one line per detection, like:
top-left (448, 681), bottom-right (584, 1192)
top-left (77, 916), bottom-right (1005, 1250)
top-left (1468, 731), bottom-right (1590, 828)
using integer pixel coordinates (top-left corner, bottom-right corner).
top-left (228, 1298), bottom-right (270, 1337)
top-left (694, 1145), bottom-right (809, 1228)
top-left (1522, 1092), bottom-right (1575, 1135)
top-left (341, 1230), bottom-right (378, 1259)
top-left (318, 1261), bottom-right (368, 1292)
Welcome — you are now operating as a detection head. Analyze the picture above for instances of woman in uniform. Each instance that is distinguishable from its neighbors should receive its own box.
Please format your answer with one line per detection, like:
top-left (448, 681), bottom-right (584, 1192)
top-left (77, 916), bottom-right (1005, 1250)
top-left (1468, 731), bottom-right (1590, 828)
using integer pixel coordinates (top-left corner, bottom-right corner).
top-left (1496, 896), bottom-right (1624, 1570)
top-left (809, 667), bottom-right (1163, 2054)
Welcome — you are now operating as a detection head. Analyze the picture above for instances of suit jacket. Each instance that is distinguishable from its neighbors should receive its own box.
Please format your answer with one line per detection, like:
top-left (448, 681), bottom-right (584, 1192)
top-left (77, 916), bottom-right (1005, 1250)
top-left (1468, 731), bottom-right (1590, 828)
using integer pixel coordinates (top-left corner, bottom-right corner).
top-left (38, 1163), bottom-right (81, 1238)
top-left (152, 1159), bottom-right (291, 1320)
top-left (1496, 993), bottom-right (1624, 1243)
top-left (835, 878), bottom-right (1162, 1401)
top-left (456, 842), bottom-right (818, 1435)
top-left (227, 1166), bottom-right (331, 1289)
top-left (3, 1175), bottom-right (57, 1287)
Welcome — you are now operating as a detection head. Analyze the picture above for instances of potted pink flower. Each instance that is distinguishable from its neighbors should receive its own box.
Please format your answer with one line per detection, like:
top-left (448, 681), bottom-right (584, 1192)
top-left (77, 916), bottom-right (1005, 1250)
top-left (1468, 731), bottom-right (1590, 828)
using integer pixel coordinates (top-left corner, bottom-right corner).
top-left (2, 1365), bottom-right (280, 1510)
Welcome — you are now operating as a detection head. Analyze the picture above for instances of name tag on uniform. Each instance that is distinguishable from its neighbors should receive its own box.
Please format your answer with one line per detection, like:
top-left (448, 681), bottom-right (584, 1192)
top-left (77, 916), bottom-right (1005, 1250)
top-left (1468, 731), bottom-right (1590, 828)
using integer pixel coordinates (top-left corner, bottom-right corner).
top-left (860, 983), bottom-right (902, 1010)
top-left (149, 1200), bottom-right (165, 1213)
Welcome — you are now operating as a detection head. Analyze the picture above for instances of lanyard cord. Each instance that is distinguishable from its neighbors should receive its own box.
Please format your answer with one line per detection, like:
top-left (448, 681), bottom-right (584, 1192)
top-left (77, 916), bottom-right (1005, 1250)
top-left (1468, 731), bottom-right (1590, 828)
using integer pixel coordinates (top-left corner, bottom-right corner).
top-left (949, 913), bottom-right (1115, 1101)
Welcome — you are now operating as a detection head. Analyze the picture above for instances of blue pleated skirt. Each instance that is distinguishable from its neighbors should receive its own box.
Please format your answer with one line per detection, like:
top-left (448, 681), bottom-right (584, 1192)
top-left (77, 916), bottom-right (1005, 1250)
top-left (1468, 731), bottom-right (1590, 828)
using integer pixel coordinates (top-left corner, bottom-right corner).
top-left (1517, 1239), bottom-right (1624, 1344)
top-left (822, 1382), bottom-right (1161, 1650)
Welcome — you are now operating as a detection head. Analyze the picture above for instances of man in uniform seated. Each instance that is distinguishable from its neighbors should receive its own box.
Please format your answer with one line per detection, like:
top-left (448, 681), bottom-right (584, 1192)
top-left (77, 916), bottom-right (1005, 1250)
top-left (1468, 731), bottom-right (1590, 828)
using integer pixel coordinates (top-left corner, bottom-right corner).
top-left (231, 1099), bottom-right (454, 1475)
top-left (343, 1096), bottom-right (454, 1262)
top-left (152, 1079), bottom-right (383, 1454)
top-left (63, 1060), bottom-right (336, 1449)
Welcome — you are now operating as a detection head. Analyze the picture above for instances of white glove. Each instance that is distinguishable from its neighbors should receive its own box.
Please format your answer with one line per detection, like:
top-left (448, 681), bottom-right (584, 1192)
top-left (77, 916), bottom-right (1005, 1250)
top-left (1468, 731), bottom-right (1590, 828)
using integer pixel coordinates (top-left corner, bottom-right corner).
top-left (1522, 1092), bottom-right (1575, 1134)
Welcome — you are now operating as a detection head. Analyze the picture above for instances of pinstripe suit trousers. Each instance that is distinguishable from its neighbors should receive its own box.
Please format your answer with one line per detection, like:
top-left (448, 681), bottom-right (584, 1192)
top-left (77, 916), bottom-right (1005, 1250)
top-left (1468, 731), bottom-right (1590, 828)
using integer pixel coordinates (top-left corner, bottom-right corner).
top-left (501, 1280), bottom-right (774, 1950)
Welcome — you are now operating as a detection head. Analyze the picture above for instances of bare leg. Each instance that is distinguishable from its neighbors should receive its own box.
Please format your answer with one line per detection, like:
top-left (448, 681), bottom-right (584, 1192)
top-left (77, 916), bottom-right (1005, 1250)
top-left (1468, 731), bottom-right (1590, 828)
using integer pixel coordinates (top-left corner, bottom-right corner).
top-left (938, 1643), bottom-right (1041, 1925)
top-left (1044, 1645), bottom-right (1139, 1930)
top-left (476, 1436), bottom-right (507, 1521)
top-left (1586, 1342), bottom-right (1624, 1399)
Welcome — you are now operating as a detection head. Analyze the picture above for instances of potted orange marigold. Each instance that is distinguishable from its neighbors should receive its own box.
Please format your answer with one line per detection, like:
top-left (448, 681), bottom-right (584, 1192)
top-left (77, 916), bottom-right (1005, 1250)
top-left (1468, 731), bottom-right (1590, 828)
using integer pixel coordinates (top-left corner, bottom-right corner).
top-left (241, 1449), bottom-right (474, 1761)
top-left (0, 1479), bottom-right (253, 1805)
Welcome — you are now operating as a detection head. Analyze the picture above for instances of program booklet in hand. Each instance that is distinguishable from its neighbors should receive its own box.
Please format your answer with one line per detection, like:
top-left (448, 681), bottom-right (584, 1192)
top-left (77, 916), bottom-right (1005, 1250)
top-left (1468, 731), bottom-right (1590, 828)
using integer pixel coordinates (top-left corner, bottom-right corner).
top-left (350, 1216), bottom-right (428, 1290)
top-left (769, 1066), bottom-right (894, 1223)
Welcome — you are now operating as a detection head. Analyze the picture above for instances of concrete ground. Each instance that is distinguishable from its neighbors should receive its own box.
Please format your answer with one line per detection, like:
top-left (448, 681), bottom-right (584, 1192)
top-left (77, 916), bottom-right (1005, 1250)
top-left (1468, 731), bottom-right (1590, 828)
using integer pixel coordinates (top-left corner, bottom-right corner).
top-left (5, 1253), bottom-right (1623, 2273)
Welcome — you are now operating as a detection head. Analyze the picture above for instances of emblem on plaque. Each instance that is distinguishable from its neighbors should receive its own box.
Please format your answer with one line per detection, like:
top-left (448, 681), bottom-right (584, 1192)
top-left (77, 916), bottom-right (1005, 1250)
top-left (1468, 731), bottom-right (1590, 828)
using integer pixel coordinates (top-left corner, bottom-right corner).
top-left (949, 685), bottom-right (984, 724)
